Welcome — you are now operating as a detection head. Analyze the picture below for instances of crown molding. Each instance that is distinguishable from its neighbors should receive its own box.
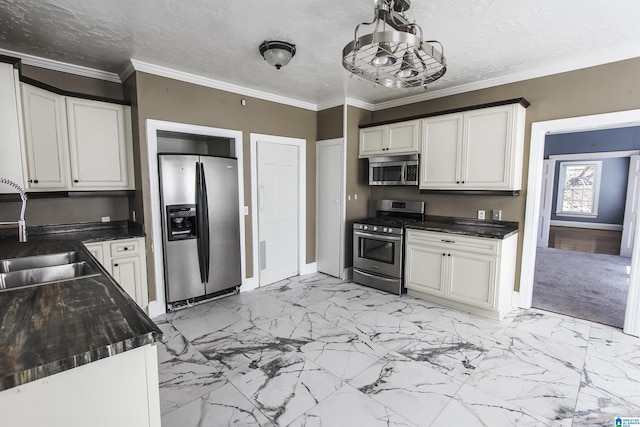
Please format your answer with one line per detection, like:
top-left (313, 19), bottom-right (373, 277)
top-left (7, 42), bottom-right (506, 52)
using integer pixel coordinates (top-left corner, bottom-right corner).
top-left (371, 46), bottom-right (640, 111)
top-left (0, 48), bottom-right (122, 83)
top-left (129, 59), bottom-right (318, 111)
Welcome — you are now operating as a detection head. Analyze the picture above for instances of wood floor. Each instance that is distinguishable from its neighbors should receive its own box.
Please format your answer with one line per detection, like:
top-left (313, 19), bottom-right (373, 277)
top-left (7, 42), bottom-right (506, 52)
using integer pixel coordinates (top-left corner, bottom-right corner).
top-left (548, 226), bottom-right (622, 255)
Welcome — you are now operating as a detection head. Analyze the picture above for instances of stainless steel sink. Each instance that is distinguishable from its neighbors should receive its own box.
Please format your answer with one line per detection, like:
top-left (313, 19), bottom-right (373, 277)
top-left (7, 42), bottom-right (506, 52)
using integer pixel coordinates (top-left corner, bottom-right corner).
top-left (0, 251), bottom-right (100, 292)
top-left (0, 251), bottom-right (84, 273)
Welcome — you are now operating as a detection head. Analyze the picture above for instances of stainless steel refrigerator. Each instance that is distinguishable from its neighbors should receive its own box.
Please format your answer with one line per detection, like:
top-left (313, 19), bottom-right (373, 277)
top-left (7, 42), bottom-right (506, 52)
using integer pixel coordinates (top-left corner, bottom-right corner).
top-left (158, 154), bottom-right (242, 309)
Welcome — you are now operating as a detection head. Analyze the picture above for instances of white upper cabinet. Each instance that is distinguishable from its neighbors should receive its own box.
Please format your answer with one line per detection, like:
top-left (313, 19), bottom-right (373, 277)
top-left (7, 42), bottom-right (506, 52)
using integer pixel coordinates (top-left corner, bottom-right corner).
top-left (0, 63), bottom-right (26, 192)
top-left (20, 83), bottom-right (134, 191)
top-left (20, 84), bottom-right (69, 189)
top-left (66, 98), bottom-right (132, 189)
top-left (359, 119), bottom-right (420, 158)
top-left (420, 103), bottom-right (526, 191)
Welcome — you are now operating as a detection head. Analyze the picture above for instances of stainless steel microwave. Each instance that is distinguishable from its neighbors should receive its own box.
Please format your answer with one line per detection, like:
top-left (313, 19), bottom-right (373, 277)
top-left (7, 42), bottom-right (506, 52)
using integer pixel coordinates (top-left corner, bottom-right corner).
top-left (368, 154), bottom-right (419, 186)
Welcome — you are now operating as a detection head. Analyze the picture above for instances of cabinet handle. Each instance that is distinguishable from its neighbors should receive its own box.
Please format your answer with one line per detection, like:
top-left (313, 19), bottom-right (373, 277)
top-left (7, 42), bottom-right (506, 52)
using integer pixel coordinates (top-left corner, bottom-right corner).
top-left (441, 239), bottom-right (456, 243)
top-left (29, 179), bottom-right (39, 184)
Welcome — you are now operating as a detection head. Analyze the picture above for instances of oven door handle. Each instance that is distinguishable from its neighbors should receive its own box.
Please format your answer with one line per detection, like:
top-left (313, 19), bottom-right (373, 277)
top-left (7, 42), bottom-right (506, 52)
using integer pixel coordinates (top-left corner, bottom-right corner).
top-left (355, 269), bottom-right (401, 283)
top-left (354, 230), bottom-right (402, 242)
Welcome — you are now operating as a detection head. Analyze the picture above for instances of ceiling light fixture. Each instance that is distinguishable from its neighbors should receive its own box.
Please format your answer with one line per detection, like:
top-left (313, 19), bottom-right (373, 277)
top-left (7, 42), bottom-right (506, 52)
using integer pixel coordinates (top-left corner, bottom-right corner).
top-left (342, 0), bottom-right (446, 89)
top-left (259, 40), bottom-right (296, 70)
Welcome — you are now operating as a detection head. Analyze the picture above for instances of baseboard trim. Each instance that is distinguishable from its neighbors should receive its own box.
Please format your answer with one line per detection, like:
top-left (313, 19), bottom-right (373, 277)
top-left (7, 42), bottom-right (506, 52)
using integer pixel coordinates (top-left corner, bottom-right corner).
top-left (550, 220), bottom-right (623, 231)
top-left (300, 262), bottom-right (318, 275)
top-left (148, 301), bottom-right (165, 318)
top-left (241, 277), bottom-right (258, 292)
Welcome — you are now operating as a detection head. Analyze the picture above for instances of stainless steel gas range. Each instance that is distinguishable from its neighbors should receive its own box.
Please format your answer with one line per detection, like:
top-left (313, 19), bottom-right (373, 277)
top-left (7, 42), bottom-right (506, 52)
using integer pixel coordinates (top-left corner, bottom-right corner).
top-left (352, 200), bottom-right (425, 295)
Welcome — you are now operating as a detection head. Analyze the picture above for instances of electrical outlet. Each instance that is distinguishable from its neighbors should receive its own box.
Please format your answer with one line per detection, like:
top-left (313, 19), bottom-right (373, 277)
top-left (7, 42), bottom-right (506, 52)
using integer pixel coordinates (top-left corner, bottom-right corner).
top-left (477, 210), bottom-right (485, 220)
top-left (101, 216), bottom-right (111, 222)
top-left (492, 210), bottom-right (502, 221)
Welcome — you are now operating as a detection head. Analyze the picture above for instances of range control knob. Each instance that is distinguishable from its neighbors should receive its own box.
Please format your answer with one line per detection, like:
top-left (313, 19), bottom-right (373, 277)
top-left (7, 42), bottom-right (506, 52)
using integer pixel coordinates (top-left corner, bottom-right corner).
top-left (388, 228), bottom-right (393, 233)
top-left (373, 226), bottom-right (378, 232)
top-left (383, 227), bottom-right (389, 233)
top-left (363, 225), bottom-right (368, 230)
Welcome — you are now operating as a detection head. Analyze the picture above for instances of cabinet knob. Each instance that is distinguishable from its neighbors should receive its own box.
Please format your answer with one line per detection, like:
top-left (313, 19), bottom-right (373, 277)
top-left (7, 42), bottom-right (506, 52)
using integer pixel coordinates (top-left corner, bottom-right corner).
top-left (442, 253), bottom-right (446, 256)
top-left (74, 179), bottom-right (79, 183)
top-left (30, 179), bottom-right (39, 184)
top-left (123, 247), bottom-right (129, 251)
top-left (114, 263), bottom-right (119, 267)
top-left (448, 254), bottom-right (451, 257)
top-left (456, 181), bottom-right (460, 184)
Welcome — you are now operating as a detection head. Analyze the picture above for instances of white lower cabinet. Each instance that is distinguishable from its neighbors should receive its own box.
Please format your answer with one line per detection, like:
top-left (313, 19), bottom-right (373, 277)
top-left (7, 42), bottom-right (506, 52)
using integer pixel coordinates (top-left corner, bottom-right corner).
top-left (84, 237), bottom-right (149, 310)
top-left (405, 229), bottom-right (518, 319)
top-left (0, 344), bottom-right (161, 427)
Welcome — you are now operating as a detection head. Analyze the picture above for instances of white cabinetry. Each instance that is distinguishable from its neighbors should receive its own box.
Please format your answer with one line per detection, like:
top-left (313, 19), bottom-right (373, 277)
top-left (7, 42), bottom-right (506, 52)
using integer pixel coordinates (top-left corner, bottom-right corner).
top-left (0, 62), bottom-right (26, 192)
top-left (84, 237), bottom-right (149, 310)
top-left (0, 344), bottom-right (160, 427)
top-left (359, 120), bottom-right (420, 158)
top-left (20, 84), bottom-right (133, 191)
top-left (420, 103), bottom-right (526, 191)
top-left (405, 229), bottom-right (518, 319)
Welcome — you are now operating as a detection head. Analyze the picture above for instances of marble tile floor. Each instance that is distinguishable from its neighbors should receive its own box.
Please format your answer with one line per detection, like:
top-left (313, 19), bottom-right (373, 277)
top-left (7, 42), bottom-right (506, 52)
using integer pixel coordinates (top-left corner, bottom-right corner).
top-left (154, 273), bottom-right (640, 427)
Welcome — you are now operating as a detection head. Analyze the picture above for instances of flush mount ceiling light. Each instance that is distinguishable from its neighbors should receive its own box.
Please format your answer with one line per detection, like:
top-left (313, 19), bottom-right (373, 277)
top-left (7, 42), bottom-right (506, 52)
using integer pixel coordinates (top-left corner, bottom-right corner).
top-left (342, 0), bottom-right (446, 89)
top-left (259, 40), bottom-right (296, 69)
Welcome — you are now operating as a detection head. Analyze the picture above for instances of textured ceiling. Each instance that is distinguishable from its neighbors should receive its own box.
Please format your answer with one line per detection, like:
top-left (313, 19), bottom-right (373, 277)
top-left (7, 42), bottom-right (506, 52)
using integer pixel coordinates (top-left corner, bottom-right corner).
top-left (1, 0), bottom-right (640, 108)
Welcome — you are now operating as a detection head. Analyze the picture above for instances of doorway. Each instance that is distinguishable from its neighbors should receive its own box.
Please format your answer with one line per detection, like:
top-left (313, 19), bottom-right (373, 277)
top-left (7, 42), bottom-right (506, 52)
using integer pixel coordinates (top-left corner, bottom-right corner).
top-left (145, 120), bottom-right (246, 318)
top-left (520, 109), bottom-right (640, 337)
top-left (250, 133), bottom-right (307, 288)
top-left (316, 138), bottom-right (345, 278)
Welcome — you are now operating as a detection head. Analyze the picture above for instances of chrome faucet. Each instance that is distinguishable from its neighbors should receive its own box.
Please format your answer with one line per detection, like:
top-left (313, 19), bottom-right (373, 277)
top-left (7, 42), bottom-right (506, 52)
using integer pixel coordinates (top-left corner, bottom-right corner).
top-left (0, 178), bottom-right (27, 243)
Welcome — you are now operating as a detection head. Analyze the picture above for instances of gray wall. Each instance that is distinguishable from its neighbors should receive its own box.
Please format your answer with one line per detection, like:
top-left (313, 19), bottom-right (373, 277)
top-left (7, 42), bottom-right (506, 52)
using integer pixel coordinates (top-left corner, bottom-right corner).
top-left (545, 126), bottom-right (640, 225)
top-left (550, 157), bottom-right (629, 224)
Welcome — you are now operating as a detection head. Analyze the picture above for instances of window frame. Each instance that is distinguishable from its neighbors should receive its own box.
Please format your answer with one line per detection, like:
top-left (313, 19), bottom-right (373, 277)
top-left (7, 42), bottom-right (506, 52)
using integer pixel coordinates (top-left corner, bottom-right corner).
top-left (555, 160), bottom-right (603, 218)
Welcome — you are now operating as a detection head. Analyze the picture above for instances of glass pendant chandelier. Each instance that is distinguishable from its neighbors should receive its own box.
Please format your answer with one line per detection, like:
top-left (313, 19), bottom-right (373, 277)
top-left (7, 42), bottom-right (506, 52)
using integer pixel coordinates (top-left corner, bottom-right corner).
top-left (342, 0), bottom-right (446, 89)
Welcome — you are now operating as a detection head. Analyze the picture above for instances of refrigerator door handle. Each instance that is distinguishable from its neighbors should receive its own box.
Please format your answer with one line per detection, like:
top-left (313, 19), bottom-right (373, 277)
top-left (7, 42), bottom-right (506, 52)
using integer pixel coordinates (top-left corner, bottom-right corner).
top-left (200, 162), bottom-right (211, 283)
top-left (195, 162), bottom-right (207, 283)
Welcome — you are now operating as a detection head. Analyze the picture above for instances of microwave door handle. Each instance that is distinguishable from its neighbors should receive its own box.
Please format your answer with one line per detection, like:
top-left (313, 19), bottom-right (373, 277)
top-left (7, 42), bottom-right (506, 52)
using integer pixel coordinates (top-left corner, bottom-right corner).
top-left (401, 163), bottom-right (407, 185)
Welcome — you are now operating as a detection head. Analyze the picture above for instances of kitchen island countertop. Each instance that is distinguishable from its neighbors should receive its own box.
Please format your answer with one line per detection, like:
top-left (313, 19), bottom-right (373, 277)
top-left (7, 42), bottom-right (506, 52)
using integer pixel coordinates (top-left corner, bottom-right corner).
top-left (406, 215), bottom-right (519, 239)
top-left (0, 238), bottom-right (161, 392)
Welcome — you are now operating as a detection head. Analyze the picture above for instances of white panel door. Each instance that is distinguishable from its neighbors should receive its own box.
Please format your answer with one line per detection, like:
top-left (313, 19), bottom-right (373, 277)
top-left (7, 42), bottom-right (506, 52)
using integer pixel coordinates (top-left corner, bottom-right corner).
top-left (66, 98), bottom-right (130, 188)
top-left (420, 114), bottom-right (463, 189)
top-left (0, 63), bottom-right (25, 191)
top-left (258, 142), bottom-right (299, 286)
top-left (621, 155), bottom-right (640, 257)
top-left (537, 159), bottom-right (556, 248)
top-left (316, 139), bottom-right (344, 278)
top-left (463, 107), bottom-right (511, 188)
top-left (20, 84), bottom-right (69, 189)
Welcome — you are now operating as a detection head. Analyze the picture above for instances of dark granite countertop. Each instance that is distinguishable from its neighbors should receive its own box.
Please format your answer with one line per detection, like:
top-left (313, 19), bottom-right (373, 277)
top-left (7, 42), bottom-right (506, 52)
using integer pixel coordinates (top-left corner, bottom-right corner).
top-left (22, 220), bottom-right (145, 242)
top-left (406, 215), bottom-right (519, 239)
top-left (0, 239), bottom-right (161, 391)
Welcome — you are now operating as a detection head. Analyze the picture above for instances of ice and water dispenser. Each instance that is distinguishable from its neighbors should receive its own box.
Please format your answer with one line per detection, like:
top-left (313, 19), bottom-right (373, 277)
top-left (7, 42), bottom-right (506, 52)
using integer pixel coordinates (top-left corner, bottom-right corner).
top-left (166, 205), bottom-right (197, 241)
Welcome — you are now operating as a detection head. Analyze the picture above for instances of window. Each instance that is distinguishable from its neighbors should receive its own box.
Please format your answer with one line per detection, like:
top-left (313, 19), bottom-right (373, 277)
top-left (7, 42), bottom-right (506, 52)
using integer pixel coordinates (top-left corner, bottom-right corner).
top-left (555, 161), bottom-right (602, 217)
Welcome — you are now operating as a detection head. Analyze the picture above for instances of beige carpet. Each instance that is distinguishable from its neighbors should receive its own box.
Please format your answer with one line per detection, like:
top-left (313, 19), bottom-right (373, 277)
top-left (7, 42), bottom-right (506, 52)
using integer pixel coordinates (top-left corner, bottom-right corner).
top-left (532, 247), bottom-right (630, 329)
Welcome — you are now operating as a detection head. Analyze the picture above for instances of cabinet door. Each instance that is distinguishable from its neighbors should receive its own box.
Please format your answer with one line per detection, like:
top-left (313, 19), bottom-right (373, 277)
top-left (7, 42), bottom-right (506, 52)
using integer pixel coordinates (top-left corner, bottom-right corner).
top-left (0, 64), bottom-right (25, 192)
top-left (405, 243), bottom-right (447, 297)
top-left (420, 114), bottom-right (463, 189)
top-left (447, 250), bottom-right (496, 310)
top-left (359, 126), bottom-right (387, 158)
top-left (387, 120), bottom-right (420, 154)
top-left (66, 98), bottom-right (131, 189)
top-left (462, 106), bottom-right (513, 189)
top-left (84, 242), bottom-right (106, 268)
top-left (20, 84), bottom-right (69, 190)
top-left (111, 255), bottom-right (142, 304)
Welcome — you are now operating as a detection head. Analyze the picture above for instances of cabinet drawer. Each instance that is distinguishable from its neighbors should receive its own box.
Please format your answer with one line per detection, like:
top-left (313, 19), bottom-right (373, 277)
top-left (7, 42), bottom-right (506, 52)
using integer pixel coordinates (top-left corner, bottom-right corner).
top-left (110, 239), bottom-right (140, 257)
top-left (406, 229), bottom-right (498, 255)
